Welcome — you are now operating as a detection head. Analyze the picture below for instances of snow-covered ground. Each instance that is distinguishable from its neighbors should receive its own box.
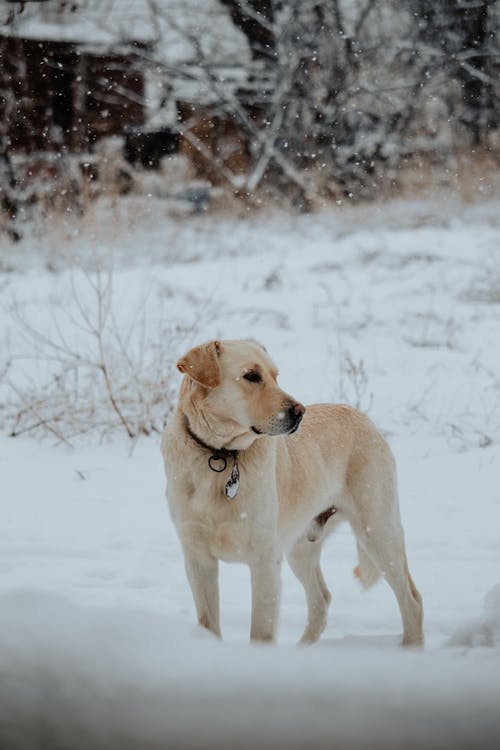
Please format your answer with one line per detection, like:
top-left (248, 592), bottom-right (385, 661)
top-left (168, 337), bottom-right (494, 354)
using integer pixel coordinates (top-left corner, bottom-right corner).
top-left (1, 197), bottom-right (500, 749)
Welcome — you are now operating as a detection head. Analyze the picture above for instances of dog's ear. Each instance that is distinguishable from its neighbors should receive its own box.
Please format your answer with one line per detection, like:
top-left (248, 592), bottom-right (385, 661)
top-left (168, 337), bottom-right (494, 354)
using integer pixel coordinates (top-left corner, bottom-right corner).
top-left (177, 341), bottom-right (223, 388)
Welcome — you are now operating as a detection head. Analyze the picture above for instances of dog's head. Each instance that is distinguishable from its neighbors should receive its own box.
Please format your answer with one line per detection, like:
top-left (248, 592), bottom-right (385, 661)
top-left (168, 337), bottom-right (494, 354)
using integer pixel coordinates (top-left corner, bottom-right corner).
top-left (177, 339), bottom-right (305, 443)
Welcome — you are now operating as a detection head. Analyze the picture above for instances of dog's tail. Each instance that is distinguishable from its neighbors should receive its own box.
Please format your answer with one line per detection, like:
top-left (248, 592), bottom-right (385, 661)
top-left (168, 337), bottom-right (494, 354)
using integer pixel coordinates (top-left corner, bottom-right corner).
top-left (353, 544), bottom-right (382, 589)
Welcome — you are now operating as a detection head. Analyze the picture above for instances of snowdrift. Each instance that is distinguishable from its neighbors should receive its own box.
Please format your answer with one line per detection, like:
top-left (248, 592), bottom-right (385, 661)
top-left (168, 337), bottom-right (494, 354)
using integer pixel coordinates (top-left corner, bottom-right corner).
top-left (1, 589), bottom-right (499, 750)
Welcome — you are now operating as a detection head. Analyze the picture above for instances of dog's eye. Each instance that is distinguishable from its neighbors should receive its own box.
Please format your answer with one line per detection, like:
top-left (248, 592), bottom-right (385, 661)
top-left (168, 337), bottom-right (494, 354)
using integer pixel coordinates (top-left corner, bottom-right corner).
top-left (243, 371), bottom-right (262, 383)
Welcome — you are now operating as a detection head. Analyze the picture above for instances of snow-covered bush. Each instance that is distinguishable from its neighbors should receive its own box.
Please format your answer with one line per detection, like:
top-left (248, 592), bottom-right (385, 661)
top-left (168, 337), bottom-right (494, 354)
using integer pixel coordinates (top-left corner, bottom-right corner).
top-left (6, 260), bottom-right (184, 444)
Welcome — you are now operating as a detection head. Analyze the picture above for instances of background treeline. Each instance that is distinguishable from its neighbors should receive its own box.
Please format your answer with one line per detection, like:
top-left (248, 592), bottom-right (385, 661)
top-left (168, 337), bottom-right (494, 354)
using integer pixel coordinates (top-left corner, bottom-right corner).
top-left (1, 0), bottom-right (499, 229)
top-left (213, 0), bottom-right (500, 204)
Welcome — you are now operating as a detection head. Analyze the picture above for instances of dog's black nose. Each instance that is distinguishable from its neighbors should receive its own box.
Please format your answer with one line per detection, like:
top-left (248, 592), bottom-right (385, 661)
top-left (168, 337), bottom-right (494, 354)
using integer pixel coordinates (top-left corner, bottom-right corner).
top-left (286, 402), bottom-right (305, 435)
top-left (289, 402), bottom-right (305, 418)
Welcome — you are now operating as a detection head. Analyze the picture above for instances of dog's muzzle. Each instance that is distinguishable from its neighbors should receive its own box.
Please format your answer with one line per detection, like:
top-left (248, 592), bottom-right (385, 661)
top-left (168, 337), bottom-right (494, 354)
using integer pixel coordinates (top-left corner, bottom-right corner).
top-left (252, 402), bottom-right (305, 436)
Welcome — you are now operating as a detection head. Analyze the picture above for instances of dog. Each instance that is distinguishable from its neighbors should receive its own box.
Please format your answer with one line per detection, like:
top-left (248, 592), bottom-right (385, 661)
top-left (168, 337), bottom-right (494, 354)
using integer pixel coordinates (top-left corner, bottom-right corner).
top-left (161, 339), bottom-right (423, 647)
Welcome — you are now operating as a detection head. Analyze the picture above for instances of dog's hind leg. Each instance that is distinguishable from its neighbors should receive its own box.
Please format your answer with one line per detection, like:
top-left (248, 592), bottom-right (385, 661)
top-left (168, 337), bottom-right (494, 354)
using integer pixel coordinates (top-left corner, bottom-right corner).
top-left (357, 527), bottom-right (424, 648)
top-left (287, 534), bottom-right (332, 646)
top-left (184, 549), bottom-right (222, 638)
top-left (347, 476), bottom-right (424, 647)
top-left (342, 437), bottom-right (424, 647)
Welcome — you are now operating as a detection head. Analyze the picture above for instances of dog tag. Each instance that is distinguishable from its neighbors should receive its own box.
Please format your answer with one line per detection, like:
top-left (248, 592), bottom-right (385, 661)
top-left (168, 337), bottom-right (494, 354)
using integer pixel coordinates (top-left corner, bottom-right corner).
top-left (225, 459), bottom-right (240, 500)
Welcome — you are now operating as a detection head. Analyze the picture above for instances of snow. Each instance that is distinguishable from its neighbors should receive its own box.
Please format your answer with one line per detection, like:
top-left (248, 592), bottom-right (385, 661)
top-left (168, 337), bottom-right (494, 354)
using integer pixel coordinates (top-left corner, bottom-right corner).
top-left (1, 197), bottom-right (500, 748)
top-left (1, 591), bottom-right (500, 750)
top-left (450, 583), bottom-right (500, 649)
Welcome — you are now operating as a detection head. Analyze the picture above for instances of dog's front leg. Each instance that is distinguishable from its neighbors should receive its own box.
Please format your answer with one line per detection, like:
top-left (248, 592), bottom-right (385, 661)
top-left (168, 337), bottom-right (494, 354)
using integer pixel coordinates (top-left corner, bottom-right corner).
top-left (249, 555), bottom-right (282, 642)
top-left (184, 549), bottom-right (221, 638)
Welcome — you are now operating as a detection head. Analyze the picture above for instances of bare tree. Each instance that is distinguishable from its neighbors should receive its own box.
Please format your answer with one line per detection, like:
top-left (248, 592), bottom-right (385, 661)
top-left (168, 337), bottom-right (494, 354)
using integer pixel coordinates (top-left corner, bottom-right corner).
top-left (7, 260), bottom-right (183, 444)
top-left (408, 0), bottom-right (500, 146)
top-left (183, 1), bottom-right (434, 200)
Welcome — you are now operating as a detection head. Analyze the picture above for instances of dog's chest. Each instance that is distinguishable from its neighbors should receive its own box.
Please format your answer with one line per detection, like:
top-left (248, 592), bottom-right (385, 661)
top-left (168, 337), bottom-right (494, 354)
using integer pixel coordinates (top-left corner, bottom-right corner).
top-left (174, 470), bottom-right (276, 563)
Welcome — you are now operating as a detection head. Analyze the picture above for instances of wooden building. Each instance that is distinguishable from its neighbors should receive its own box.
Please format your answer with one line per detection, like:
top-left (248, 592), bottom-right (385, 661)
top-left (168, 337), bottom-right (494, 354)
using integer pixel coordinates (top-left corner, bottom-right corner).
top-left (0, 1), bottom-right (251, 187)
top-left (0, 34), bottom-right (145, 153)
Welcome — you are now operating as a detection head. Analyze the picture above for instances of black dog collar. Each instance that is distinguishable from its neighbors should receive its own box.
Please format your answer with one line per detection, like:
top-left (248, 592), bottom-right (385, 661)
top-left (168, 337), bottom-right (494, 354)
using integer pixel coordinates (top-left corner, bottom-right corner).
top-left (183, 415), bottom-right (240, 500)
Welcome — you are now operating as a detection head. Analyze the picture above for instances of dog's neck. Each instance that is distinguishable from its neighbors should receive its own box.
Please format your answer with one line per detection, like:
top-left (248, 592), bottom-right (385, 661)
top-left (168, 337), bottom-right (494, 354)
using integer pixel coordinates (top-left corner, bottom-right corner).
top-left (183, 414), bottom-right (238, 460)
top-left (180, 407), bottom-right (258, 453)
top-left (178, 380), bottom-right (259, 452)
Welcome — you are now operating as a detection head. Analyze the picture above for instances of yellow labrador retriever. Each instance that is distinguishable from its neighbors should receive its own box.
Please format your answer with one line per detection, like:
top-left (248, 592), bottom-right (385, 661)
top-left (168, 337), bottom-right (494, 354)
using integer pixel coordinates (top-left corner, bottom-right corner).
top-left (161, 339), bottom-right (423, 647)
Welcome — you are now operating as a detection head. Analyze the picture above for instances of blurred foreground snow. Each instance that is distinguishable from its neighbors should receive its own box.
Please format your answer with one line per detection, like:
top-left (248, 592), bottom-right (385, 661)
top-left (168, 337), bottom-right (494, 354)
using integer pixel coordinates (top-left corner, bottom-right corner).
top-left (0, 587), bottom-right (499, 750)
